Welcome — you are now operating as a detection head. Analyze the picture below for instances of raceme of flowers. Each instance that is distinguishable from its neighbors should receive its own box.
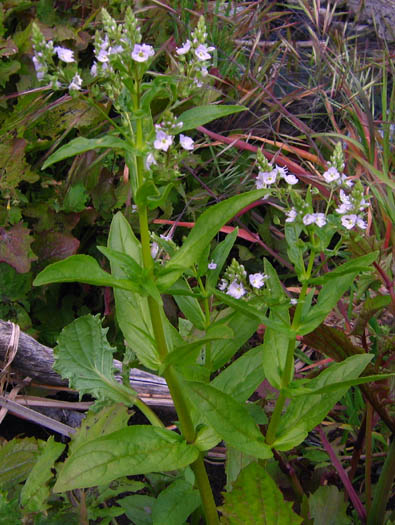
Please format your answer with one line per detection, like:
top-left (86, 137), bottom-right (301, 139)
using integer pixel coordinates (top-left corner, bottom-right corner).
top-left (218, 258), bottom-right (269, 300)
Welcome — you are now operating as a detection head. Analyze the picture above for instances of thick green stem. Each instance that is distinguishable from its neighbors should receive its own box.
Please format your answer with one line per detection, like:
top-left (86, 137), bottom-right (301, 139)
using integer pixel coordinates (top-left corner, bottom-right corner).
top-left (131, 86), bottom-right (219, 524)
top-left (134, 398), bottom-right (164, 428)
top-left (266, 250), bottom-right (316, 445)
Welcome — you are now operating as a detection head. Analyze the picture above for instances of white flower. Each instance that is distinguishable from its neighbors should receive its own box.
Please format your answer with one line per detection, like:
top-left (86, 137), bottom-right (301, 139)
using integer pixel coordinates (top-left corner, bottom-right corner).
top-left (336, 203), bottom-right (352, 214)
top-left (276, 166), bottom-right (288, 178)
top-left (303, 213), bottom-right (326, 227)
top-left (32, 56), bottom-right (45, 72)
top-left (339, 189), bottom-right (352, 205)
top-left (109, 45), bottom-right (124, 55)
top-left (131, 43), bottom-right (155, 62)
top-left (176, 40), bottom-right (191, 55)
top-left (54, 46), bottom-right (75, 63)
top-left (283, 173), bottom-right (299, 185)
top-left (145, 153), bottom-right (157, 170)
top-left (323, 166), bottom-right (340, 183)
top-left (97, 48), bottom-right (109, 63)
top-left (154, 130), bottom-right (173, 152)
top-left (314, 213), bottom-right (327, 227)
top-left (256, 170), bottom-right (277, 189)
top-left (249, 273), bottom-right (267, 289)
top-left (200, 66), bottom-right (208, 77)
top-left (341, 214), bottom-right (357, 230)
top-left (303, 214), bottom-right (316, 225)
top-left (285, 208), bottom-right (297, 223)
top-left (208, 261), bottom-right (217, 270)
top-left (179, 134), bottom-right (194, 151)
top-left (290, 298), bottom-right (298, 305)
top-left (195, 44), bottom-right (214, 61)
top-left (227, 280), bottom-right (246, 299)
top-left (356, 216), bottom-right (367, 229)
top-left (68, 72), bottom-right (82, 91)
top-left (131, 205), bottom-right (137, 213)
top-left (218, 279), bottom-right (228, 291)
top-left (151, 242), bottom-right (159, 258)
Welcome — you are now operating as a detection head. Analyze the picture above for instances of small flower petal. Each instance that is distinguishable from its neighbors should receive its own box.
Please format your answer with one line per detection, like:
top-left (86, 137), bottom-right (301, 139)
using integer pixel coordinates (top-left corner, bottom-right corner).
top-left (227, 280), bottom-right (246, 299)
top-left (54, 46), bottom-right (75, 63)
top-left (208, 261), bottom-right (217, 270)
top-left (154, 130), bottom-right (173, 152)
top-left (176, 40), bottom-right (191, 55)
top-left (249, 273), bottom-right (267, 289)
top-left (179, 134), bottom-right (194, 151)
top-left (132, 43), bottom-right (155, 62)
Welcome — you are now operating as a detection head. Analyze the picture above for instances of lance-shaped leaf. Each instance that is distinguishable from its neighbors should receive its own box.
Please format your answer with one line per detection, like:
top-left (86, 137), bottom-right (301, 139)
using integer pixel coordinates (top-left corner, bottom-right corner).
top-left (55, 314), bottom-right (137, 405)
top-left (20, 437), bottom-right (65, 513)
top-left (0, 438), bottom-right (45, 490)
top-left (212, 345), bottom-right (266, 403)
top-left (156, 190), bottom-right (270, 290)
top-left (187, 382), bottom-right (272, 460)
top-left (273, 354), bottom-right (373, 451)
top-left (219, 462), bottom-right (302, 524)
top-left (42, 135), bottom-right (130, 169)
top-left (178, 105), bottom-right (246, 132)
top-left (54, 426), bottom-right (199, 492)
top-left (152, 479), bottom-right (201, 525)
top-left (33, 254), bottom-right (137, 291)
top-left (107, 212), bottom-right (162, 370)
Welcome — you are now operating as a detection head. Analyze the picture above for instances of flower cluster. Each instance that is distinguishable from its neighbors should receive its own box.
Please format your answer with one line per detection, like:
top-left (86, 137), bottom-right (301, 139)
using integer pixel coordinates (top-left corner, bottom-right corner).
top-left (31, 24), bottom-right (81, 92)
top-left (255, 150), bottom-right (299, 193)
top-left (175, 16), bottom-right (215, 96)
top-left (218, 258), bottom-right (268, 299)
top-left (145, 112), bottom-right (195, 172)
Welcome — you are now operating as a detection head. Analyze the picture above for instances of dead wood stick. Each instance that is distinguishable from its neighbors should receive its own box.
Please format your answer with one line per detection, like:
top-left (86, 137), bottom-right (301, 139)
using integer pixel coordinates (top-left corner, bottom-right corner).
top-left (0, 320), bottom-right (171, 401)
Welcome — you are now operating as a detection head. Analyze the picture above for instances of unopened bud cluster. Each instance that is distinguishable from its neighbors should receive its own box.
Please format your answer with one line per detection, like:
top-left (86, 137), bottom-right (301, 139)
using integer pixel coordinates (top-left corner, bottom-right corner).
top-left (218, 258), bottom-right (268, 299)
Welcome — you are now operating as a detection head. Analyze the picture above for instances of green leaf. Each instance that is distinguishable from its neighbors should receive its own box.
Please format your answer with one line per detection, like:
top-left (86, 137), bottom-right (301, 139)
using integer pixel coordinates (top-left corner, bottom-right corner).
top-left (121, 495), bottom-right (156, 525)
top-left (33, 254), bottom-right (137, 292)
top-left (225, 447), bottom-right (257, 492)
top-left (262, 306), bottom-right (292, 390)
top-left (212, 345), bottom-right (265, 402)
top-left (352, 294), bottom-right (391, 336)
top-left (178, 105), bottom-right (246, 132)
top-left (42, 135), bottom-right (130, 169)
top-left (273, 354), bottom-right (373, 450)
top-left (187, 382), bottom-right (272, 459)
top-left (107, 212), bottom-right (160, 370)
top-left (97, 245), bottom-right (162, 303)
top-left (55, 314), bottom-right (137, 405)
top-left (207, 227), bottom-right (238, 290)
top-left (309, 486), bottom-right (350, 525)
top-left (61, 183), bottom-right (89, 213)
top-left (69, 404), bottom-right (130, 456)
top-left (161, 324), bottom-right (233, 373)
top-left (20, 437), bottom-right (65, 513)
top-left (157, 190), bottom-right (269, 290)
top-left (219, 462), bottom-right (303, 524)
top-left (152, 479), bottom-right (201, 525)
top-left (172, 279), bottom-right (206, 330)
top-left (211, 310), bottom-right (260, 370)
top-left (308, 252), bottom-right (378, 285)
top-left (0, 438), bottom-right (44, 490)
top-left (54, 426), bottom-right (199, 492)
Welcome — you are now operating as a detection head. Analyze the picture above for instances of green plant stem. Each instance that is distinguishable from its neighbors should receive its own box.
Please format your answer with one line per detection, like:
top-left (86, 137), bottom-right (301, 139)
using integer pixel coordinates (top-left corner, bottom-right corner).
top-left (132, 88), bottom-right (219, 525)
top-left (367, 438), bottom-right (395, 525)
top-left (266, 250), bottom-right (316, 445)
top-left (134, 398), bottom-right (164, 428)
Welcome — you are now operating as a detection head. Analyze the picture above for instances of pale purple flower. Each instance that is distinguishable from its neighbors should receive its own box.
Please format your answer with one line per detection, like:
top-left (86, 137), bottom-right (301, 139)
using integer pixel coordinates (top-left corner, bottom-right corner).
top-left (176, 40), bottom-right (191, 55)
top-left (276, 166), bottom-right (288, 178)
top-left (303, 213), bottom-right (327, 227)
top-left (109, 45), bottom-right (124, 55)
top-left (227, 280), bottom-right (246, 299)
top-left (151, 242), bottom-right (159, 258)
top-left (218, 279), bottom-right (228, 291)
top-left (341, 214), bottom-right (366, 230)
top-left (249, 273), bottom-right (267, 289)
top-left (283, 173), bottom-right (299, 185)
top-left (208, 261), bottom-right (217, 270)
top-left (200, 66), bottom-right (209, 77)
top-left (179, 134), bottom-right (194, 151)
top-left (323, 166), bottom-right (340, 183)
top-left (154, 130), bottom-right (173, 151)
top-left (290, 298), bottom-right (298, 305)
top-left (97, 47), bottom-right (109, 63)
top-left (132, 43), bottom-right (155, 62)
top-left (68, 72), bottom-right (82, 91)
top-left (303, 214), bottom-right (316, 226)
top-left (145, 153), bottom-right (157, 170)
top-left (314, 213), bottom-right (327, 227)
top-left (90, 62), bottom-right (97, 77)
top-left (54, 46), bottom-right (75, 63)
top-left (285, 208), bottom-right (297, 223)
top-left (256, 170), bottom-right (277, 189)
top-left (195, 44), bottom-right (214, 61)
top-left (336, 190), bottom-right (353, 214)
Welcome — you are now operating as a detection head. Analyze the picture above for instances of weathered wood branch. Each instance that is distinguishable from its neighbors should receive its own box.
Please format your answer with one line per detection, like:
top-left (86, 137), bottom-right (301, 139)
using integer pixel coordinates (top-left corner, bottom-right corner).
top-left (0, 320), bottom-right (171, 404)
